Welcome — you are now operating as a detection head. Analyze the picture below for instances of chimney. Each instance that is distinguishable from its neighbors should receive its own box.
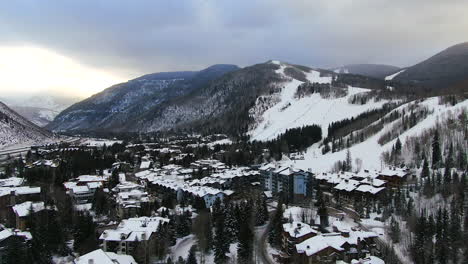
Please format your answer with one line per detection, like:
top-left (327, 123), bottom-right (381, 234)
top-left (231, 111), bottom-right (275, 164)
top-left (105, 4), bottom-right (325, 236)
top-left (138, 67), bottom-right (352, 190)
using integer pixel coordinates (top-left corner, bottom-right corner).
top-left (88, 259), bottom-right (94, 264)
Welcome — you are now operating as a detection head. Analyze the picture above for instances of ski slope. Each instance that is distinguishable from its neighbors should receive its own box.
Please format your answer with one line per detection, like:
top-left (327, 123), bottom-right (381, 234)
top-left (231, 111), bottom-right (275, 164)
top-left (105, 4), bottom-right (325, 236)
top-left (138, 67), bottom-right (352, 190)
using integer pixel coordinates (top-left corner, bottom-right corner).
top-left (385, 69), bottom-right (406, 80)
top-left (248, 62), bottom-right (388, 141)
top-left (288, 97), bottom-right (468, 172)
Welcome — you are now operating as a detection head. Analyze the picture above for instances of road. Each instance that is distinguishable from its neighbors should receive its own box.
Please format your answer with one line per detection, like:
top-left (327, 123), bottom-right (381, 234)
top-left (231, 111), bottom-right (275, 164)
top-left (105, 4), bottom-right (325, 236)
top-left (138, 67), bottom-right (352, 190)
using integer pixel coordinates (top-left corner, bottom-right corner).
top-left (255, 209), bottom-right (276, 264)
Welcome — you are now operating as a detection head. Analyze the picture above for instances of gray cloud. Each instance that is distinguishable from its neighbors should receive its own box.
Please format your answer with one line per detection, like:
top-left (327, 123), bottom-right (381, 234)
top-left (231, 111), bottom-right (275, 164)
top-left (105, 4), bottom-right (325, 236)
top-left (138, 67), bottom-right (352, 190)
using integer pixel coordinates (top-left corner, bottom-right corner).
top-left (0, 0), bottom-right (467, 78)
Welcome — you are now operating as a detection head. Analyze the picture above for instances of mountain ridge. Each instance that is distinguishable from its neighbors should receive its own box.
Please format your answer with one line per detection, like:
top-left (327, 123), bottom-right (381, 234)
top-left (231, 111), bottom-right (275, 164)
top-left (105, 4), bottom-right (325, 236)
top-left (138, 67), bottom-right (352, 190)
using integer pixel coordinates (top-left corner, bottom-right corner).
top-left (0, 101), bottom-right (56, 149)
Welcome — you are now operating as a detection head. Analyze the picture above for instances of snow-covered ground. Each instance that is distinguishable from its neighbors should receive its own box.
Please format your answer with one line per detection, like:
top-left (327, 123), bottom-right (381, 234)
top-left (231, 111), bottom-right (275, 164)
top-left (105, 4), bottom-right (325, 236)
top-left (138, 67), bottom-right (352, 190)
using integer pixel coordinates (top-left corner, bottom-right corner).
top-left (287, 97), bottom-right (468, 172)
top-left (248, 62), bottom-right (388, 141)
top-left (385, 69), bottom-right (406, 80)
top-left (81, 138), bottom-right (123, 147)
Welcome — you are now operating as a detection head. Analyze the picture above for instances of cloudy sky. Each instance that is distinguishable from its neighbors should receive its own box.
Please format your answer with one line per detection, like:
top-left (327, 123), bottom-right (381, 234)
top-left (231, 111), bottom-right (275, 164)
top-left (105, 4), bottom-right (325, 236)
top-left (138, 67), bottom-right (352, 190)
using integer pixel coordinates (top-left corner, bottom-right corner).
top-left (0, 0), bottom-right (467, 98)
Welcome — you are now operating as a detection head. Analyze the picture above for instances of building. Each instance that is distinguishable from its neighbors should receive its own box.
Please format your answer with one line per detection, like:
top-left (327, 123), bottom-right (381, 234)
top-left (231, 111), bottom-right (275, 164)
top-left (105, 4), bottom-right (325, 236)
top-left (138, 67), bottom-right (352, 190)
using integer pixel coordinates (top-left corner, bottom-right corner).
top-left (295, 230), bottom-right (378, 264)
top-left (0, 228), bottom-right (32, 263)
top-left (149, 178), bottom-right (233, 208)
top-left (73, 249), bottom-right (137, 264)
top-left (377, 167), bottom-right (409, 187)
top-left (113, 182), bottom-right (150, 218)
top-left (282, 221), bottom-right (318, 258)
top-left (64, 175), bottom-right (108, 204)
top-left (0, 186), bottom-right (41, 223)
top-left (260, 164), bottom-right (311, 202)
top-left (11, 201), bottom-right (47, 230)
top-left (100, 216), bottom-right (169, 264)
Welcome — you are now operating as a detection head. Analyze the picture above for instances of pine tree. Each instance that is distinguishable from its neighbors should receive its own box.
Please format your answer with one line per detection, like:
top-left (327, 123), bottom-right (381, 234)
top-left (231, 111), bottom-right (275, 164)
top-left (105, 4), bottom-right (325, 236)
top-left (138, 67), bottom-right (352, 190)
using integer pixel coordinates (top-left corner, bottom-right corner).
top-left (5, 236), bottom-right (29, 264)
top-left (345, 148), bottom-right (352, 171)
top-left (166, 257), bottom-right (173, 264)
top-left (389, 217), bottom-right (401, 243)
top-left (268, 201), bottom-right (284, 248)
top-left (412, 214), bottom-right (426, 264)
top-left (224, 204), bottom-right (238, 242)
top-left (187, 245), bottom-right (198, 264)
top-left (432, 130), bottom-right (442, 169)
top-left (421, 157), bottom-right (430, 178)
top-left (237, 220), bottom-right (254, 264)
top-left (214, 212), bottom-right (228, 264)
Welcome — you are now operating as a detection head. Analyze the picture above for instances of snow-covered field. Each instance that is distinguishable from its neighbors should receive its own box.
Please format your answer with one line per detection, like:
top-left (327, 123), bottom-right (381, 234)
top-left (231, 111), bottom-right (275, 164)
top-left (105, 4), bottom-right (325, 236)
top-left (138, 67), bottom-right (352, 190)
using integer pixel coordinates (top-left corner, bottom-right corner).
top-left (288, 97), bottom-right (468, 172)
top-left (81, 138), bottom-right (123, 147)
top-left (248, 62), bottom-right (388, 141)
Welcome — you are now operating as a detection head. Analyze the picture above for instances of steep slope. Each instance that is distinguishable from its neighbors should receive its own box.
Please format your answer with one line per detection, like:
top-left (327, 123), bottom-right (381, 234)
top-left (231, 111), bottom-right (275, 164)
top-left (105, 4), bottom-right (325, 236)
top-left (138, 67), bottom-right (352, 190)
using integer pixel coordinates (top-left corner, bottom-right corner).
top-left (133, 62), bottom-right (284, 135)
top-left (47, 64), bottom-right (239, 132)
top-left (393, 42), bottom-right (468, 90)
top-left (332, 64), bottom-right (400, 79)
top-left (248, 61), bottom-right (390, 141)
top-left (287, 96), bottom-right (467, 172)
top-left (0, 102), bottom-right (55, 149)
top-left (1, 95), bottom-right (79, 127)
top-left (49, 60), bottom-right (390, 135)
top-left (127, 60), bottom-right (391, 137)
top-left (10, 106), bottom-right (60, 127)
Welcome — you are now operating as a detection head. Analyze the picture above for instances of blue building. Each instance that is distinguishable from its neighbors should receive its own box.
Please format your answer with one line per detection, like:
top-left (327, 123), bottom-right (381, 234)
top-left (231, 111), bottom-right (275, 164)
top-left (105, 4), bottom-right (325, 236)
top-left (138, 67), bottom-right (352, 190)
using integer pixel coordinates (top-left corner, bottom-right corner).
top-left (259, 164), bottom-right (312, 203)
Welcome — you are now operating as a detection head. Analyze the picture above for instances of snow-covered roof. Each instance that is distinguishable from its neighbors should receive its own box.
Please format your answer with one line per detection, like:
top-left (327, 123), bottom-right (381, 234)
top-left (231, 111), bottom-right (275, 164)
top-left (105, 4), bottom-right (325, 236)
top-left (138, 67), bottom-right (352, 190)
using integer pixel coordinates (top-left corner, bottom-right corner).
top-left (296, 231), bottom-right (378, 256)
top-left (151, 178), bottom-right (233, 198)
top-left (0, 186), bottom-right (41, 197)
top-left (334, 179), bottom-right (360, 192)
top-left (259, 163), bottom-right (276, 171)
top-left (351, 256), bottom-right (385, 264)
top-left (12, 201), bottom-right (45, 217)
top-left (283, 221), bottom-right (317, 238)
top-left (76, 175), bottom-right (109, 183)
top-left (140, 161), bottom-right (152, 169)
top-left (100, 216), bottom-right (169, 242)
top-left (0, 177), bottom-right (24, 187)
top-left (116, 189), bottom-right (149, 208)
top-left (74, 249), bottom-right (137, 264)
top-left (355, 184), bottom-right (385, 194)
top-left (379, 167), bottom-right (408, 178)
top-left (0, 228), bottom-right (32, 242)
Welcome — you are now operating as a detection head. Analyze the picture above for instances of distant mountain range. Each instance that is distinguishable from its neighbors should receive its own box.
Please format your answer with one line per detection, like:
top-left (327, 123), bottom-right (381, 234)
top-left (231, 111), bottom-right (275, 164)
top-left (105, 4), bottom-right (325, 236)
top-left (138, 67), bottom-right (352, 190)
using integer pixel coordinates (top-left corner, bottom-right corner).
top-left (47, 64), bottom-right (239, 132)
top-left (393, 42), bottom-right (468, 90)
top-left (1, 95), bottom-right (80, 127)
top-left (46, 42), bottom-right (468, 136)
top-left (0, 102), bottom-right (55, 149)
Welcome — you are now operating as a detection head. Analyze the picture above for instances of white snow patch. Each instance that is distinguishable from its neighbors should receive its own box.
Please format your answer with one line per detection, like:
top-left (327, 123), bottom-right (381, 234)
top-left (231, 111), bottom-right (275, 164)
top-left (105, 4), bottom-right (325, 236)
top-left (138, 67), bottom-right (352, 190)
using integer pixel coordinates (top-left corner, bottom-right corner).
top-left (288, 97), bottom-right (468, 173)
top-left (385, 69), bottom-right (406, 80)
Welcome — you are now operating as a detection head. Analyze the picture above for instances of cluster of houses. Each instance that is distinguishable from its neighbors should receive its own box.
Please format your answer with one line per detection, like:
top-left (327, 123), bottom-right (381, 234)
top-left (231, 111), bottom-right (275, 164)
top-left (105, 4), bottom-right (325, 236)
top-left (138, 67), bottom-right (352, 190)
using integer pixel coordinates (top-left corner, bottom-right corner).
top-left (279, 206), bottom-right (383, 264)
top-left (0, 176), bottom-right (55, 262)
top-left (135, 161), bottom-right (261, 208)
top-left (315, 167), bottom-right (410, 201)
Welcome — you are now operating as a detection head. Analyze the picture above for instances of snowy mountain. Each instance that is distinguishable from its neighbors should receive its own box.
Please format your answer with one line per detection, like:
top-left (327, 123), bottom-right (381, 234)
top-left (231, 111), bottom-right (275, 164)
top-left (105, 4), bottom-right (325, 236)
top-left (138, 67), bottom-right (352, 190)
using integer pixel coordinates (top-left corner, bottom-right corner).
top-left (0, 101), bottom-right (56, 149)
top-left (248, 61), bottom-right (390, 141)
top-left (49, 60), bottom-right (392, 136)
top-left (282, 96), bottom-right (467, 173)
top-left (47, 64), bottom-right (239, 132)
top-left (1, 95), bottom-right (80, 127)
top-left (331, 64), bottom-right (401, 79)
top-left (393, 42), bottom-right (468, 91)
